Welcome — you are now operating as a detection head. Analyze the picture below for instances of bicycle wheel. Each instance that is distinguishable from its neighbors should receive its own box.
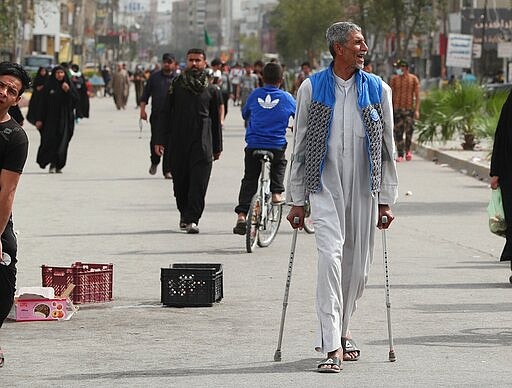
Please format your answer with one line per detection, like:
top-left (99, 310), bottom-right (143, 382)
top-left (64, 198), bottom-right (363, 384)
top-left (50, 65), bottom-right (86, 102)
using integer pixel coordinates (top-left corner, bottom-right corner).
top-left (257, 200), bottom-right (282, 247)
top-left (246, 193), bottom-right (262, 253)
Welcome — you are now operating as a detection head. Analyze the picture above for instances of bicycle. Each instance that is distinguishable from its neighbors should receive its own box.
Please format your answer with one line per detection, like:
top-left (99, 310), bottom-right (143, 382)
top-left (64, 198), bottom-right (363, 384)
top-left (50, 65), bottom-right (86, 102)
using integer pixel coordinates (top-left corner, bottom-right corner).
top-left (246, 150), bottom-right (283, 253)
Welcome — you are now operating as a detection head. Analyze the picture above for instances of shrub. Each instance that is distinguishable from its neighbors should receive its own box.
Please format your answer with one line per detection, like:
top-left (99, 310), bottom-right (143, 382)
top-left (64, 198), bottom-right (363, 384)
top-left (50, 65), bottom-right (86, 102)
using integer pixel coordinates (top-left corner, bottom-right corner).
top-left (416, 83), bottom-right (506, 150)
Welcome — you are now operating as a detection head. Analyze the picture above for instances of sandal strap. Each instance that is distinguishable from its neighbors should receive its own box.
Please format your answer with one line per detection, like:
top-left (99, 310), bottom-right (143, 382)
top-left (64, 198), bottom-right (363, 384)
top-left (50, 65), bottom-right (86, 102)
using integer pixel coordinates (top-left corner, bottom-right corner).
top-left (317, 356), bottom-right (341, 368)
top-left (341, 338), bottom-right (359, 353)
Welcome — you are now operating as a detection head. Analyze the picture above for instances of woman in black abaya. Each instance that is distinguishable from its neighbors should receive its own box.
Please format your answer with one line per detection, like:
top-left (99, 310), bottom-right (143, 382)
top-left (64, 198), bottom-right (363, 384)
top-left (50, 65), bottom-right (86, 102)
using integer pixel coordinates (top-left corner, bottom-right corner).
top-left (490, 90), bottom-right (512, 279)
top-left (26, 66), bottom-right (48, 125)
top-left (35, 66), bottom-right (79, 173)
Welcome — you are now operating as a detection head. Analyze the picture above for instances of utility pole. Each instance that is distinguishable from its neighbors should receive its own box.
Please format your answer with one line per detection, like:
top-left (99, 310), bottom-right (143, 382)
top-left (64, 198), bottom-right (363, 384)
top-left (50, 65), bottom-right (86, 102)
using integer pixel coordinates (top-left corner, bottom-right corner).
top-left (479, 0), bottom-right (488, 81)
top-left (72, 0), bottom-right (87, 66)
top-left (20, 0), bottom-right (34, 62)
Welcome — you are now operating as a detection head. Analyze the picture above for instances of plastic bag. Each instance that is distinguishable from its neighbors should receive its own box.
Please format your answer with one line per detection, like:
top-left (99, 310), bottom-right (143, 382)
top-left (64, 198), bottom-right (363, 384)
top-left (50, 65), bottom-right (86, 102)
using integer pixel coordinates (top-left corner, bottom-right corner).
top-left (487, 188), bottom-right (507, 237)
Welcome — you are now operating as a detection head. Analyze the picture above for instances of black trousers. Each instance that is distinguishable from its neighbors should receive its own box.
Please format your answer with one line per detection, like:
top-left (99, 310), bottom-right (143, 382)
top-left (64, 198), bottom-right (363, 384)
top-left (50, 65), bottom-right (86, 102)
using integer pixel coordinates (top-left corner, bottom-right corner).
top-left (222, 92), bottom-right (230, 117)
top-left (172, 155), bottom-right (212, 225)
top-left (0, 222), bottom-right (17, 327)
top-left (500, 175), bottom-right (512, 261)
top-left (235, 147), bottom-right (287, 215)
top-left (150, 113), bottom-right (171, 174)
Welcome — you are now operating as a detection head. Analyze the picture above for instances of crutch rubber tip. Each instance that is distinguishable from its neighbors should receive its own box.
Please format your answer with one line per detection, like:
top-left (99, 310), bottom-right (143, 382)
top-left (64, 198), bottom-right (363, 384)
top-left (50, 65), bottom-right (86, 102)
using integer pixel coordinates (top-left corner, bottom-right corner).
top-left (389, 350), bottom-right (396, 362)
top-left (274, 350), bottom-right (282, 362)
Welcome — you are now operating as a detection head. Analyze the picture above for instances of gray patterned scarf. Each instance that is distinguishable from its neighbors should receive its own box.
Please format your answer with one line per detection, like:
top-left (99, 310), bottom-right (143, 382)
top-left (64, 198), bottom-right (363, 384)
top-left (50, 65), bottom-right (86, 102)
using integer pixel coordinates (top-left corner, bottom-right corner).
top-left (174, 68), bottom-right (209, 95)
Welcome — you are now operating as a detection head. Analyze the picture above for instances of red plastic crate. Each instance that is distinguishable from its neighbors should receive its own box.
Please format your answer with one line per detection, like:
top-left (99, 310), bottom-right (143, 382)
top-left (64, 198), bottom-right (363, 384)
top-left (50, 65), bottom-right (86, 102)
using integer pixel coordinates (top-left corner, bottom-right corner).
top-left (41, 262), bottom-right (113, 304)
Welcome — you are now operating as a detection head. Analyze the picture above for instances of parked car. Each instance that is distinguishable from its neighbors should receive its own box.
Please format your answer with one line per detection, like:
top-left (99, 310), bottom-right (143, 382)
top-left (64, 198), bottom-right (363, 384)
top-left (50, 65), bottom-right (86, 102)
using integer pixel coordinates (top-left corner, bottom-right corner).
top-left (484, 82), bottom-right (512, 95)
top-left (22, 54), bottom-right (54, 72)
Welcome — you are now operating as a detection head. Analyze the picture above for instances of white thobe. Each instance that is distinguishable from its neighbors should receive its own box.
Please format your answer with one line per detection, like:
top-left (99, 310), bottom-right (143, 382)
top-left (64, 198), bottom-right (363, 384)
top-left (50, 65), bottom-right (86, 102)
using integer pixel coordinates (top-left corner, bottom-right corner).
top-left (289, 73), bottom-right (398, 354)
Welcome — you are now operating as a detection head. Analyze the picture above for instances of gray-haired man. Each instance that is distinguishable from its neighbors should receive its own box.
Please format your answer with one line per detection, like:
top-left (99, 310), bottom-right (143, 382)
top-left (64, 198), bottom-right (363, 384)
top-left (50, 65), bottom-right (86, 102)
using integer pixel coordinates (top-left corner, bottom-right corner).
top-left (287, 22), bottom-right (398, 373)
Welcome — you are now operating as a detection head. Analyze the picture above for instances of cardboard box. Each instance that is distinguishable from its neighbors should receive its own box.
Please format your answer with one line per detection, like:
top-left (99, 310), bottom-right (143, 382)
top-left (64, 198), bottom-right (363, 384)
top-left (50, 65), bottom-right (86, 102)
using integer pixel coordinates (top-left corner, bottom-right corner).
top-left (15, 298), bottom-right (67, 321)
top-left (9, 285), bottom-right (77, 322)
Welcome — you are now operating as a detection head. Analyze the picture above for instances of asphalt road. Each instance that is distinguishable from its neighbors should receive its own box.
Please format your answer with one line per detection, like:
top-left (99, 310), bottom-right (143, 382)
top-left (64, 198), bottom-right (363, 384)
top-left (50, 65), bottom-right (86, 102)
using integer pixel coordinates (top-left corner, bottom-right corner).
top-left (1, 93), bottom-right (511, 387)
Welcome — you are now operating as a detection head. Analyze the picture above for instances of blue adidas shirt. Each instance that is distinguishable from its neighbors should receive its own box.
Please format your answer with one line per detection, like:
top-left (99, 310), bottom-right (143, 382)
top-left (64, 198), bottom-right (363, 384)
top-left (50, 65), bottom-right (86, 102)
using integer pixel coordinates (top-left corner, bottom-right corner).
top-left (242, 85), bottom-right (296, 149)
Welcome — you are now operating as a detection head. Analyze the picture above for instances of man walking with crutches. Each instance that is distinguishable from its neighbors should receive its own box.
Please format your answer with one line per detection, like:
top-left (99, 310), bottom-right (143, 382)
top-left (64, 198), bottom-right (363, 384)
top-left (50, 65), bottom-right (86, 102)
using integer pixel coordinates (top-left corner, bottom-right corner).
top-left (287, 21), bottom-right (398, 373)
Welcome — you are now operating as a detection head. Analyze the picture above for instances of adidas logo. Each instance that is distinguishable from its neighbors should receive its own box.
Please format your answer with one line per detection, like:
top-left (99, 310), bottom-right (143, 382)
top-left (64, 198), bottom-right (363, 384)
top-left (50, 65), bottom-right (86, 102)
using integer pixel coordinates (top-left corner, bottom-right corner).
top-left (258, 94), bottom-right (279, 109)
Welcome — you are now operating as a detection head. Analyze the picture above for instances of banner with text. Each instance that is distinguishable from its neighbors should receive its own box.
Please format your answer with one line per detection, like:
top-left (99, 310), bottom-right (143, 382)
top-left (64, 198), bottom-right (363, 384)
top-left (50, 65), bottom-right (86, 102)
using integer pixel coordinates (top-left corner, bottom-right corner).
top-left (446, 33), bottom-right (473, 68)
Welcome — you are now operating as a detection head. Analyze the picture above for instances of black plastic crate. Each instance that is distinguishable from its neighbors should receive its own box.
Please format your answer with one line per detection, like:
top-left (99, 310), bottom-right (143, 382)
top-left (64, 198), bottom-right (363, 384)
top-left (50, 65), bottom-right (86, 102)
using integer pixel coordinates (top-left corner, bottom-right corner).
top-left (161, 263), bottom-right (223, 307)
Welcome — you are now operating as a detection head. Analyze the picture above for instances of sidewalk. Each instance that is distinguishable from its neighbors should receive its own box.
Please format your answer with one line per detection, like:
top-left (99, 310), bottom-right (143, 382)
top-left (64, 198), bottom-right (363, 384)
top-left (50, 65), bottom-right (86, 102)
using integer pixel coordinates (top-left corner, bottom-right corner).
top-left (413, 139), bottom-right (491, 183)
top-left (2, 95), bottom-right (510, 387)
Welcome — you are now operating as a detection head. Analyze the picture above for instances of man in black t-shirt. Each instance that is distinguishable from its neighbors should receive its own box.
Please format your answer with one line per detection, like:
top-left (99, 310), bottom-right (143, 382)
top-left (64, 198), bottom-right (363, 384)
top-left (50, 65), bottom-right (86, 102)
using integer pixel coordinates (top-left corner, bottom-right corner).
top-left (140, 53), bottom-right (177, 179)
top-left (0, 62), bottom-right (31, 368)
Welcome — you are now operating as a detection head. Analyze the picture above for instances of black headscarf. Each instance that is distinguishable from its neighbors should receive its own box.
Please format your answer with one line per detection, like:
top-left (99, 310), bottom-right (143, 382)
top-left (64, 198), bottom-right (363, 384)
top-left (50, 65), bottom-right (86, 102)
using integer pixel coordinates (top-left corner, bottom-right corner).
top-left (48, 66), bottom-right (71, 85)
top-left (33, 67), bottom-right (49, 88)
top-left (44, 66), bottom-right (75, 104)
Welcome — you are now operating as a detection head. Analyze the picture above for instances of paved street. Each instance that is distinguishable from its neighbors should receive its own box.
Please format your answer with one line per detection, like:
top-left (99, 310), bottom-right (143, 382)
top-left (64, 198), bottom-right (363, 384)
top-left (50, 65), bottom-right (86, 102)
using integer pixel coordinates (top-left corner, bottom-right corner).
top-left (2, 92), bottom-right (511, 387)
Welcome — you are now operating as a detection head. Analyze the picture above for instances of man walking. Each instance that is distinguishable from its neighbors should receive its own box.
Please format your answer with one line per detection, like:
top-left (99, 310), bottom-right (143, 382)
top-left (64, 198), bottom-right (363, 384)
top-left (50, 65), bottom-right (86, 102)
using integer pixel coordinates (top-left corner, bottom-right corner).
top-left (111, 63), bottom-right (130, 110)
top-left (210, 59), bottom-right (232, 119)
top-left (155, 48), bottom-right (223, 234)
top-left (287, 22), bottom-right (398, 373)
top-left (390, 59), bottom-right (420, 161)
top-left (0, 62), bottom-right (31, 367)
top-left (140, 53), bottom-right (177, 178)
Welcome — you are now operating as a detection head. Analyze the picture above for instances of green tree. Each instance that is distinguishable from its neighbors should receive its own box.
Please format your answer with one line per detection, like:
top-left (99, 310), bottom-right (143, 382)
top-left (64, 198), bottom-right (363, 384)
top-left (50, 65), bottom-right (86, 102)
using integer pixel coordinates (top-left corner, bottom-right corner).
top-left (349, 0), bottom-right (440, 61)
top-left (271, 0), bottom-right (440, 67)
top-left (0, 0), bottom-right (21, 58)
top-left (240, 35), bottom-right (262, 64)
top-left (271, 0), bottom-right (344, 67)
top-left (345, 1), bottom-right (394, 56)
top-left (388, 0), bottom-right (437, 60)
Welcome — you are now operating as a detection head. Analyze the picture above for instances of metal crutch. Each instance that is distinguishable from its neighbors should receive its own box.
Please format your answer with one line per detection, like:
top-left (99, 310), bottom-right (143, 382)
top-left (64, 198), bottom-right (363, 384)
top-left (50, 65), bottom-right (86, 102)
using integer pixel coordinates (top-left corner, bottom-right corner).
top-left (381, 215), bottom-right (397, 362)
top-left (274, 216), bottom-right (300, 362)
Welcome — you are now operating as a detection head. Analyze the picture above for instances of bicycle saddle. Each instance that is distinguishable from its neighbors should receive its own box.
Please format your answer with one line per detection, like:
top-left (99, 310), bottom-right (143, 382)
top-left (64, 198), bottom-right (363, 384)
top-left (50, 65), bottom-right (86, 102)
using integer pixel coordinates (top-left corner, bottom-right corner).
top-left (252, 149), bottom-right (274, 161)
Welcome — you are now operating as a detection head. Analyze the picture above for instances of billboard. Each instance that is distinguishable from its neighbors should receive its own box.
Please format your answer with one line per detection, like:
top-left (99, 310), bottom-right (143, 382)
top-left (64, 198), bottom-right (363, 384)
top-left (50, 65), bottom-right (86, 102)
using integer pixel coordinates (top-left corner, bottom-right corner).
top-left (119, 0), bottom-right (150, 13)
top-left (34, 0), bottom-right (60, 35)
top-left (446, 33), bottom-right (473, 68)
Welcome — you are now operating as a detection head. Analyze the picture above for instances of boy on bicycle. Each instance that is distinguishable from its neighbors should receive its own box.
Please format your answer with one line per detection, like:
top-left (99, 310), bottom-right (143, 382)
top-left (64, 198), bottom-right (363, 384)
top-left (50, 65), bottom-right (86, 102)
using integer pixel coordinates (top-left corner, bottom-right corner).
top-left (233, 62), bottom-right (296, 235)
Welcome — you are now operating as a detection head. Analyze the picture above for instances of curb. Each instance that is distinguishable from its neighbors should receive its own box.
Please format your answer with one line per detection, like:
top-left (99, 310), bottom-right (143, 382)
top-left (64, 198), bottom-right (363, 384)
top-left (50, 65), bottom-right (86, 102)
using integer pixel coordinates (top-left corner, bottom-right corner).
top-left (413, 142), bottom-right (491, 183)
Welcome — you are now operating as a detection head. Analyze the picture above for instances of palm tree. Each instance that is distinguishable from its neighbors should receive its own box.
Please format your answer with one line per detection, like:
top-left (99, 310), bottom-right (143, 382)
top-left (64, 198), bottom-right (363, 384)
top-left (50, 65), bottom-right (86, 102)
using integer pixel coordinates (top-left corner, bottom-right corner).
top-left (416, 83), bottom-right (507, 150)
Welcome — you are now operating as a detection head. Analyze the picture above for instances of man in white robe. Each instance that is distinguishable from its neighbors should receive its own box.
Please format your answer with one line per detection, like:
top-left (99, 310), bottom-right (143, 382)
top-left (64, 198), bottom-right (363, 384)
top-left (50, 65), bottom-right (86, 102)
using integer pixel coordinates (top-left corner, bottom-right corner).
top-left (287, 21), bottom-right (398, 373)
